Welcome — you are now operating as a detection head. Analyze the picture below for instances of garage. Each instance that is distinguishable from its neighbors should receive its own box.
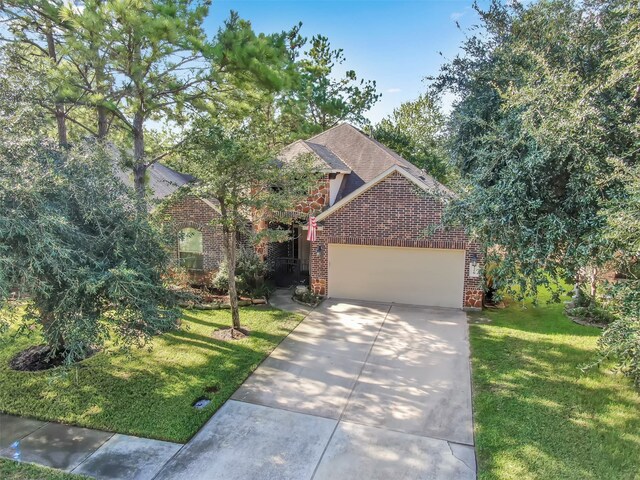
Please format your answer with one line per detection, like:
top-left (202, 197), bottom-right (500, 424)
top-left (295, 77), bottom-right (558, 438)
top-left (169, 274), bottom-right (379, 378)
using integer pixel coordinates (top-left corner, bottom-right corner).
top-left (328, 244), bottom-right (466, 308)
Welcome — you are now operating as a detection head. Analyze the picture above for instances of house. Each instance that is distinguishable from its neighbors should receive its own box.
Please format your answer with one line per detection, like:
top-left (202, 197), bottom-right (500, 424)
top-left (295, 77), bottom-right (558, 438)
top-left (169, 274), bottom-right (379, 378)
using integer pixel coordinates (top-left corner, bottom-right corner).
top-left (159, 123), bottom-right (484, 310)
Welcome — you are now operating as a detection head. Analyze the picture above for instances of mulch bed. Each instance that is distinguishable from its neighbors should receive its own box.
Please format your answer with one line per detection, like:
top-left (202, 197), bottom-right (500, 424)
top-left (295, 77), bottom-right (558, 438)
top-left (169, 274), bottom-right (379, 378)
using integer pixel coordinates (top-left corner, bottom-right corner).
top-left (172, 285), bottom-right (267, 309)
top-left (9, 344), bottom-right (96, 371)
top-left (291, 296), bottom-right (322, 308)
top-left (212, 327), bottom-right (250, 341)
top-left (568, 316), bottom-right (608, 329)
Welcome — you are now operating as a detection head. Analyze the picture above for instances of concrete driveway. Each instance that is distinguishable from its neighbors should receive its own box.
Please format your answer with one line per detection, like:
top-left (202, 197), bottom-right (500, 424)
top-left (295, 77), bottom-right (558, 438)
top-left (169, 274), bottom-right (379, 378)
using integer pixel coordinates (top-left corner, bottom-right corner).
top-left (156, 297), bottom-right (475, 480)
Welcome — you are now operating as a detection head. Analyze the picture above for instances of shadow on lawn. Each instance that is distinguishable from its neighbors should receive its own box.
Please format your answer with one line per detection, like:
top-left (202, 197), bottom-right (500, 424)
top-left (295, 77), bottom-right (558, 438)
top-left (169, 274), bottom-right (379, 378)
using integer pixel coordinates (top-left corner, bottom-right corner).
top-left (0, 308), bottom-right (301, 443)
top-left (471, 321), bottom-right (640, 479)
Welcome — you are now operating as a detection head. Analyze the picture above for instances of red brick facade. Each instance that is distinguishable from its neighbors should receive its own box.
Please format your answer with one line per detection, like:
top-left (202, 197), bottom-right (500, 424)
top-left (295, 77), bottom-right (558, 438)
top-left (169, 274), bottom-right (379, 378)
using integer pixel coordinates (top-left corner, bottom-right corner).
top-left (160, 196), bottom-right (225, 271)
top-left (309, 171), bottom-right (484, 309)
top-left (159, 172), bottom-right (483, 308)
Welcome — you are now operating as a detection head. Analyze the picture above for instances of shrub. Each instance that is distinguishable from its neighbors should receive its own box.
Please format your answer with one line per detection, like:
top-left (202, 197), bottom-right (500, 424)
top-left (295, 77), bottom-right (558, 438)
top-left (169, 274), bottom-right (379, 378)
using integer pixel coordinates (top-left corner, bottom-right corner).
top-left (599, 317), bottom-right (640, 388)
top-left (567, 305), bottom-right (616, 325)
top-left (595, 279), bottom-right (640, 388)
top-left (292, 287), bottom-right (321, 306)
top-left (212, 248), bottom-right (267, 296)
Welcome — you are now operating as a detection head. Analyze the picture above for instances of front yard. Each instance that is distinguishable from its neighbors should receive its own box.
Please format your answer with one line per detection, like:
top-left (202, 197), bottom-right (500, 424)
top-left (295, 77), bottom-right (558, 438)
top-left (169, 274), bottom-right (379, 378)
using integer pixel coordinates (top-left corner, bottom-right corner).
top-left (471, 296), bottom-right (640, 479)
top-left (0, 459), bottom-right (85, 480)
top-left (0, 307), bottom-right (302, 443)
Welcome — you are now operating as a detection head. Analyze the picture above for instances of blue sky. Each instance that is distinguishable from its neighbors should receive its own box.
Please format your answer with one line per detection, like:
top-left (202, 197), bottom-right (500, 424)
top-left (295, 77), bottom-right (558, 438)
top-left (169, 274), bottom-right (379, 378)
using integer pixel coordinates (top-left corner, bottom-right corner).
top-left (203, 0), bottom-right (488, 123)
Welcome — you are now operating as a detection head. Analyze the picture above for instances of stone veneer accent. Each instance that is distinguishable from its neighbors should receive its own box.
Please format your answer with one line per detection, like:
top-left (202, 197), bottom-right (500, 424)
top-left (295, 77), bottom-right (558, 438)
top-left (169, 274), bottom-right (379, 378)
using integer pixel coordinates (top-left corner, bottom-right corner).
top-left (161, 196), bottom-right (224, 271)
top-left (309, 171), bottom-right (483, 309)
top-left (296, 174), bottom-right (331, 215)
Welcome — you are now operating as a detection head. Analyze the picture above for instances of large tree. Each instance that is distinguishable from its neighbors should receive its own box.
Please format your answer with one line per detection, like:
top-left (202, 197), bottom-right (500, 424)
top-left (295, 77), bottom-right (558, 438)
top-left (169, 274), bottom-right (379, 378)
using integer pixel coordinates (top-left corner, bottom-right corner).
top-left (210, 30), bottom-right (381, 147)
top-left (433, 0), bottom-right (637, 299)
top-left (0, 136), bottom-right (179, 366)
top-left (372, 92), bottom-right (451, 183)
top-left (0, 0), bottom-right (73, 145)
top-left (1, 3), bottom-right (302, 207)
top-left (284, 34), bottom-right (381, 135)
top-left (174, 120), bottom-right (318, 333)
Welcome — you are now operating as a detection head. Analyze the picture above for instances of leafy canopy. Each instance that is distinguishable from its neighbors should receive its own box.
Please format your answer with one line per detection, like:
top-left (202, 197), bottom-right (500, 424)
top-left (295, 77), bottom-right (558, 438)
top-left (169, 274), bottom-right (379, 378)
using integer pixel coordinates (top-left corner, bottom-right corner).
top-left (434, 0), bottom-right (637, 299)
top-left (372, 92), bottom-right (451, 183)
top-left (0, 135), bottom-right (179, 363)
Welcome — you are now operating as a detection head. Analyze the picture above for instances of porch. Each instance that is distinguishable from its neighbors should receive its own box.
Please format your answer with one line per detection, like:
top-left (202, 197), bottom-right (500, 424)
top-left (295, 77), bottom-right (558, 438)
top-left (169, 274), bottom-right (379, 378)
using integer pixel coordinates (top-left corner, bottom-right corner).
top-left (267, 225), bottom-right (311, 287)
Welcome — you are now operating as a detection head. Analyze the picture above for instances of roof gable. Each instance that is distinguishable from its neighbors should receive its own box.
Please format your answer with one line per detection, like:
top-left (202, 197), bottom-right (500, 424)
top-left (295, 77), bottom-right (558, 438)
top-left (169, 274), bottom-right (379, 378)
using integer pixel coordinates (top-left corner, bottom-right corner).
top-left (305, 123), bottom-right (445, 198)
top-left (315, 165), bottom-right (449, 222)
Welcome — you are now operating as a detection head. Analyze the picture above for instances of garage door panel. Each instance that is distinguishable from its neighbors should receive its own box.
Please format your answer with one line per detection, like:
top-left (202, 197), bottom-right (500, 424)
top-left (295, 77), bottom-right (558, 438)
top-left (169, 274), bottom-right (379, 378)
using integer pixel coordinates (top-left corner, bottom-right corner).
top-left (328, 245), bottom-right (465, 308)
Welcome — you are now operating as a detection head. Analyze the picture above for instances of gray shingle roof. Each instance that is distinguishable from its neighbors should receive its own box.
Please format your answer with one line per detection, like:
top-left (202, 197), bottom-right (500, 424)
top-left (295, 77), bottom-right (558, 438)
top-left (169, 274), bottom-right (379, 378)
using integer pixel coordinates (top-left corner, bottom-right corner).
top-left (278, 139), bottom-right (351, 173)
top-left (306, 123), bottom-right (445, 198)
top-left (115, 162), bottom-right (194, 200)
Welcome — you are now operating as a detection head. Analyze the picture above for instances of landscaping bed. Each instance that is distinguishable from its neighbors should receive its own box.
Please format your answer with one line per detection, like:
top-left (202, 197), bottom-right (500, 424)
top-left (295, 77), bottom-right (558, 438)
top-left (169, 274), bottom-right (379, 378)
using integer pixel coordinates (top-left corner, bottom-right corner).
top-left (0, 307), bottom-right (302, 443)
top-left (470, 293), bottom-right (640, 479)
top-left (170, 284), bottom-right (268, 310)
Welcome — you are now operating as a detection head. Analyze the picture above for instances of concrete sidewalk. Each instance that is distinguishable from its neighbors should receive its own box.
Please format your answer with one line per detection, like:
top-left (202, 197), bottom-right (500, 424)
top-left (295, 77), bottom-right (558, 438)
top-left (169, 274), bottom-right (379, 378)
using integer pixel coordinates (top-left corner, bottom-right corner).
top-left (0, 414), bottom-right (182, 479)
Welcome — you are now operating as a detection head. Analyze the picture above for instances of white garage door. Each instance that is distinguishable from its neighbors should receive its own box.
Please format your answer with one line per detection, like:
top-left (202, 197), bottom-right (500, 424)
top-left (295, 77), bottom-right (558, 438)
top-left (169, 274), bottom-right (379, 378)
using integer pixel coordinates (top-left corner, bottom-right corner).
top-left (328, 244), bottom-right (465, 308)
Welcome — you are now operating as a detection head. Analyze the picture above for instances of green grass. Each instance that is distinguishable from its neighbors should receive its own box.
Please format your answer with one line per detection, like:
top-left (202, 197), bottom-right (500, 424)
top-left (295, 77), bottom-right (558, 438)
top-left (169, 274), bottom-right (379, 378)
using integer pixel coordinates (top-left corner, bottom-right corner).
top-left (0, 307), bottom-right (302, 443)
top-left (471, 294), bottom-right (640, 480)
top-left (0, 459), bottom-right (86, 480)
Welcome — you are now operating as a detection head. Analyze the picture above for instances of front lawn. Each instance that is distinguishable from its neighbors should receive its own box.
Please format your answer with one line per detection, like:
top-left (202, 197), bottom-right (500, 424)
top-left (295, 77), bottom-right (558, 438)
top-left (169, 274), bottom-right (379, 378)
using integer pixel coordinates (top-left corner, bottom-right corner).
top-left (0, 459), bottom-right (86, 480)
top-left (0, 307), bottom-right (302, 443)
top-left (471, 297), bottom-right (640, 479)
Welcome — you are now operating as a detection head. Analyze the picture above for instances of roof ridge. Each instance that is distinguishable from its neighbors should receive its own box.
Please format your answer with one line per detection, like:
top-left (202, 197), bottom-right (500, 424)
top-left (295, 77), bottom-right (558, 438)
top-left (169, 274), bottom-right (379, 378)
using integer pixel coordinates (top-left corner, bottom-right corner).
top-left (291, 138), bottom-right (314, 153)
top-left (304, 139), bottom-right (354, 172)
top-left (305, 122), bottom-right (351, 142)
top-left (313, 123), bottom-right (414, 170)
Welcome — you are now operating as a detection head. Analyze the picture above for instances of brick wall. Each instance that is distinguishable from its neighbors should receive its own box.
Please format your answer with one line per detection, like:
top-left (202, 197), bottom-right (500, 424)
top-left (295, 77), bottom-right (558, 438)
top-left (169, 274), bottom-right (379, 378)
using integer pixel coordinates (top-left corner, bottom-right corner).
top-left (161, 196), bottom-right (225, 271)
top-left (309, 171), bottom-right (483, 308)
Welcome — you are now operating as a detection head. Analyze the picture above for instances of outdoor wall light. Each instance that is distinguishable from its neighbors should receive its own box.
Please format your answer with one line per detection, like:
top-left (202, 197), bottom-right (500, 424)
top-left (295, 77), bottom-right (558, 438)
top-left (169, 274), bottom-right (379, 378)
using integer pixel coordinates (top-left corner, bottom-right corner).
top-left (315, 245), bottom-right (323, 256)
top-left (470, 253), bottom-right (478, 265)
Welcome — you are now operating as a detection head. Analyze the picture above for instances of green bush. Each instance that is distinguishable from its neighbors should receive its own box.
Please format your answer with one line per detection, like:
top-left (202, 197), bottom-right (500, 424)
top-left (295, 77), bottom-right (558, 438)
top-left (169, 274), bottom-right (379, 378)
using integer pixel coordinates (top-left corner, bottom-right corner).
top-left (211, 248), bottom-right (267, 296)
top-left (596, 279), bottom-right (640, 388)
top-left (0, 139), bottom-right (179, 364)
top-left (292, 288), bottom-right (321, 306)
top-left (599, 317), bottom-right (640, 388)
top-left (567, 305), bottom-right (616, 325)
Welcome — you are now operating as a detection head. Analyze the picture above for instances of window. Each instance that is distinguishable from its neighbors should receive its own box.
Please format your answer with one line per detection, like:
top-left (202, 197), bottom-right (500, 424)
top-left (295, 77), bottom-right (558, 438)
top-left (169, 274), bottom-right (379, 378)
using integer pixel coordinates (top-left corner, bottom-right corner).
top-left (178, 228), bottom-right (203, 271)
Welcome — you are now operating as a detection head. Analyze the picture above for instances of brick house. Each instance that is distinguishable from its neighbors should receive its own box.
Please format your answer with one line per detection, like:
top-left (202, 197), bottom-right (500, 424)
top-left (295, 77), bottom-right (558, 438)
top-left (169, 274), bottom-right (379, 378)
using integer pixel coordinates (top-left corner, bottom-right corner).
top-left (156, 123), bottom-right (483, 309)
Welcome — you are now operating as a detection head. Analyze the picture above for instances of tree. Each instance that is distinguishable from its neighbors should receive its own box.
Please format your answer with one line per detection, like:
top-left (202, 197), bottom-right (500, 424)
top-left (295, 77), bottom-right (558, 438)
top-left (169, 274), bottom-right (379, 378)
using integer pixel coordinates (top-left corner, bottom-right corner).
top-left (432, 0), bottom-right (637, 300)
top-left (1, 3), bottom-right (304, 203)
top-left (174, 120), bottom-right (318, 333)
top-left (68, 0), bottom-right (212, 201)
top-left (95, 6), bottom-right (311, 204)
top-left (209, 30), bottom-right (381, 146)
top-left (288, 35), bottom-right (380, 134)
top-left (371, 93), bottom-right (451, 183)
top-left (0, 135), bottom-right (179, 365)
top-left (0, 0), bottom-right (73, 145)
top-left (596, 163), bottom-right (640, 387)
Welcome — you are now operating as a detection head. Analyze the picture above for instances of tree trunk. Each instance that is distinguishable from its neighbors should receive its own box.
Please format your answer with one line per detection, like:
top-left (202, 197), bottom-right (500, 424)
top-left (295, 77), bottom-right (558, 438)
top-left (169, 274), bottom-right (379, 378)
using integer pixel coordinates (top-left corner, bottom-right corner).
top-left (221, 204), bottom-right (241, 330)
top-left (590, 267), bottom-right (598, 299)
top-left (225, 230), bottom-right (241, 330)
top-left (132, 111), bottom-right (147, 207)
top-left (45, 28), bottom-right (68, 147)
top-left (39, 310), bottom-right (65, 353)
top-left (97, 106), bottom-right (109, 139)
